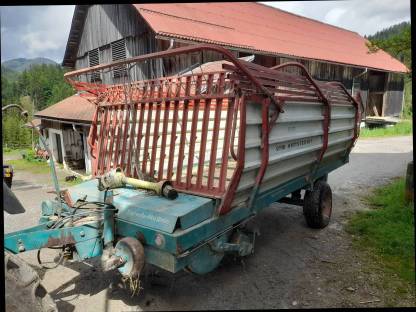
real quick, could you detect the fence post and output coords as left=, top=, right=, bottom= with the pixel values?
left=405, top=160, right=413, bottom=203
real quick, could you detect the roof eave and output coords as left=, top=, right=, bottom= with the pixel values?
left=62, top=5, right=89, bottom=68
left=34, top=115, right=92, bottom=125
left=155, top=34, right=408, bottom=74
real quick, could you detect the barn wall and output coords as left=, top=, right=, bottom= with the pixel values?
left=77, top=4, right=146, bottom=57
left=60, top=125, right=84, bottom=162
left=75, top=4, right=159, bottom=83
left=41, top=119, right=63, bottom=130
left=277, top=56, right=359, bottom=91
left=383, top=72, right=404, bottom=116
left=156, top=40, right=238, bottom=77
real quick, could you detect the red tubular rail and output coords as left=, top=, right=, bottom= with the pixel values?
left=158, top=79, right=172, bottom=181
left=186, top=75, right=203, bottom=188
left=218, top=95, right=247, bottom=215
left=196, top=74, right=214, bottom=188
left=176, top=76, right=191, bottom=185
left=64, top=44, right=281, bottom=111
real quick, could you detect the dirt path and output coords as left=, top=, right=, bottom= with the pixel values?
left=4, top=136, right=414, bottom=310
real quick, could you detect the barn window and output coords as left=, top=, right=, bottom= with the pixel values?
left=88, top=48, right=101, bottom=83
left=111, top=39, right=127, bottom=79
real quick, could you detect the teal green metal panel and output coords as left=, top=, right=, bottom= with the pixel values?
left=253, top=158, right=347, bottom=212
left=4, top=222, right=101, bottom=258
left=68, top=179, right=215, bottom=233
left=119, top=158, right=344, bottom=259
left=144, top=245, right=182, bottom=272
left=3, top=157, right=349, bottom=274
left=115, top=219, right=179, bottom=253
left=174, top=207, right=253, bottom=253
left=4, top=223, right=52, bottom=239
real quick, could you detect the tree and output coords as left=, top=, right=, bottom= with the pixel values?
left=366, top=23, right=411, bottom=77
left=2, top=63, right=76, bottom=148
left=366, top=22, right=412, bottom=118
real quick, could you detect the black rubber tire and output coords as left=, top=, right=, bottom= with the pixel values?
left=5, top=252, right=57, bottom=312
left=303, top=180, right=332, bottom=229
left=4, top=176, right=12, bottom=188
left=316, top=174, right=328, bottom=183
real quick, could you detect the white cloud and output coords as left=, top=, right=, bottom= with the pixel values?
left=324, top=8, right=347, bottom=25
left=1, top=5, right=75, bottom=63
left=21, top=32, right=60, bottom=56
left=261, top=0, right=410, bottom=36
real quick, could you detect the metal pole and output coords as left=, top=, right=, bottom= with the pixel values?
left=2, top=104, right=63, bottom=216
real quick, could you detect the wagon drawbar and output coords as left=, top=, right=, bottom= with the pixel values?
left=4, top=44, right=361, bottom=286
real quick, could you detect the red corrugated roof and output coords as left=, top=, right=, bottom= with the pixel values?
left=134, top=2, right=407, bottom=73
left=35, top=94, right=95, bottom=123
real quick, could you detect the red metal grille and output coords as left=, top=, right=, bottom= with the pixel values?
left=64, top=44, right=360, bottom=215
left=88, top=72, right=240, bottom=198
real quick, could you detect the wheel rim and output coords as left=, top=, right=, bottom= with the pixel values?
left=114, top=237, right=145, bottom=277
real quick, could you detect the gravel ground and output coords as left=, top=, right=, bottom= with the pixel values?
left=3, top=136, right=414, bottom=311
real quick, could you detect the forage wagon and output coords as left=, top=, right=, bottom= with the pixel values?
left=4, top=44, right=361, bottom=298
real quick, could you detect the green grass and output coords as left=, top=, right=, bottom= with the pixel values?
left=2, top=147, right=32, bottom=157
left=360, top=119, right=413, bottom=138
left=60, top=176, right=84, bottom=187
left=346, top=178, right=414, bottom=283
left=7, top=158, right=51, bottom=175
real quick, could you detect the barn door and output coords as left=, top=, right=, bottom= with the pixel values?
left=55, top=133, right=63, bottom=164
left=367, top=71, right=387, bottom=117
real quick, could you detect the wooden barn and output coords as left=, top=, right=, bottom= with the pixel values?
left=35, top=94, right=95, bottom=173
left=36, top=3, right=408, bottom=173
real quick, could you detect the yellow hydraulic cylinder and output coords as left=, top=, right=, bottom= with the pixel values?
left=98, top=167, right=178, bottom=199
left=123, top=176, right=164, bottom=193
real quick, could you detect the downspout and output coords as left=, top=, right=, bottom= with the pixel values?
left=72, top=123, right=80, bottom=134
left=168, top=38, right=174, bottom=50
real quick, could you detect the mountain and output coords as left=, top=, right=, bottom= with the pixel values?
left=1, top=57, right=58, bottom=72
left=1, top=65, right=19, bottom=81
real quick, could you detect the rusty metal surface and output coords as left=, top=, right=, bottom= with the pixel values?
left=44, top=234, right=76, bottom=248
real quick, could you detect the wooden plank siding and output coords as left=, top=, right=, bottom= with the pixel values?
left=72, top=4, right=404, bottom=118
left=383, top=72, right=405, bottom=116
left=76, top=4, right=146, bottom=57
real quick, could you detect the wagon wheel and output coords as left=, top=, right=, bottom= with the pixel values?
left=303, top=180, right=332, bottom=229
left=5, top=251, right=57, bottom=312
left=115, top=237, right=145, bottom=278
left=4, top=176, right=12, bottom=188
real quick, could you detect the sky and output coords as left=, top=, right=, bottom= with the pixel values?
left=0, top=1, right=411, bottom=63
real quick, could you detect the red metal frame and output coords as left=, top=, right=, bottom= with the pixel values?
left=65, top=44, right=359, bottom=215
left=246, top=95, right=271, bottom=209
left=218, top=95, right=246, bottom=215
